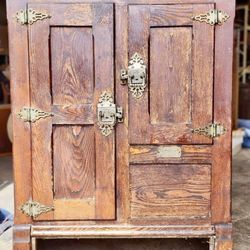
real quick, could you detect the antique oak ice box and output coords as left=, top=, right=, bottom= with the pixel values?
left=7, top=0, right=234, bottom=249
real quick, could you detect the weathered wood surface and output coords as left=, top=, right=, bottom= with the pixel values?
left=130, top=145, right=212, bottom=164
left=27, top=3, right=116, bottom=221
left=130, top=165, right=211, bottom=220
left=128, top=4, right=213, bottom=145
left=7, top=0, right=233, bottom=249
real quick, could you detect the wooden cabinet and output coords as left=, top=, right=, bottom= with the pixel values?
left=7, top=0, right=234, bottom=249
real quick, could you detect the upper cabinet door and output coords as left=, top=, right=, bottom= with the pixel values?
left=28, top=3, right=115, bottom=220
left=128, top=4, right=214, bottom=145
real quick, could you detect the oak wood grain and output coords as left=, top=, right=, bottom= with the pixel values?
left=53, top=126, right=95, bottom=199
left=51, top=27, right=93, bottom=105
left=7, top=0, right=32, bottom=224
left=8, top=0, right=233, bottom=247
left=212, top=0, right=235, bottom=225
left=52, top=104, right=93, bottom=124
left=130, top=145, right=212, bottom=164
left=93, top=3, right=115, bottom=220
left=31, top=224, right=215, bottom=238
left=128, top=4, right=213, bottom=145
left=29, top=10, right=54, bottom=220
left=150, top=27, right=192, bottom=124
left=130, top=164, right=211, bottom=220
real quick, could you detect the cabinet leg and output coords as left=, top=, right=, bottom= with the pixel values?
left=214, top=224, right=233, bottom=250
left=13, top=225, right=31, bottom=250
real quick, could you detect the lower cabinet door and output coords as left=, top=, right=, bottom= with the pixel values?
left=28, top=3, right=116, bottom=220
left=130, top=164, right=211, bottom=222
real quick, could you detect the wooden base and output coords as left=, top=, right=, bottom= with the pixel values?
left=215, top=224, right=233, bottom=250
left=13, top=224, right=233, bottom=250
left=13, top=225, right=31, bottom=250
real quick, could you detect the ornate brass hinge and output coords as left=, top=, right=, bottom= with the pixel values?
left=17, top=107, right=53, bottom=123
left=121, top=53, right=147, bottom=99
left=192, top=123, right=226, bottom=138
left=20, top=200, right=54, bottom=218
left=15, top=8, right=51, bottom=25
left=97, top=91, right=123, bottom=136
left=192, top=9, right=229, bottom=26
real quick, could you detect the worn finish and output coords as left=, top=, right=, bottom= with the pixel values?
left=27, top=3, right=116, bottom=221
left=7, top=0, right=234, bottom=249
left=130, top=164, right=211, bottom=221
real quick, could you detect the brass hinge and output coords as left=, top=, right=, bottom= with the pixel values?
left=17, top=107, right=53, bottom=123
left=192, top=9, right=230, bottom=26
left=15, top=8, right=51, bottom=25
left=20, top=200, right=54, bottom=218
left=192, top=123, right=226, bottom=138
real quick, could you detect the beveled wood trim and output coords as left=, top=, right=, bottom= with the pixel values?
left=130, top=145, right=212, bottom=164
left=13, top=225, right=31, bottom=250
left=31, top=225, right=215, bottom=238
left=211, top=0, right=235, bottom=224
left=116, top=4, right=130, bottom=223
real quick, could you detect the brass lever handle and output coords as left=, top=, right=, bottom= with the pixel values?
left=120, top=53, right=147, bottom=99
left=97, top=91, right=123, bottom=136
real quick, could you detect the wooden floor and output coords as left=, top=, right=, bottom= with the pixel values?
left=0, top=150, right=249, bottom=249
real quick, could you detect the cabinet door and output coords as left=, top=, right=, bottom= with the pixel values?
left=128, top=4, right=214, bottom=145
left=128, top=4, right=214, bottom=223
left=29, top=3, right=115, bottom=220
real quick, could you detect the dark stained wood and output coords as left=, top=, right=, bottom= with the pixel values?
left=150, top=27, right=192, bottom=124
left=7, top=0, right=32, bottom=225
left=27, top=3, right=116, bottom=221
left=212, top=0, right=235, bottom=227
left=128, top=4, right=213, bottom=145
left=93, top=3, right=115, bottom=220
left=7, top=0, right=234, bottom=249
left=191, top=4, right=214, bottom=144
left=115, top=3, right=130, bottom=223
left=150, top=5, right=193, bottom=26
left=130, top=165, right=211, bottom=220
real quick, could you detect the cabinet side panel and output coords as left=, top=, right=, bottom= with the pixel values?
left=7, top=1, right=32, bottom=224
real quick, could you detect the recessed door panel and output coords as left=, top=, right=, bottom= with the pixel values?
left=128, top=4, right=214, bottom=145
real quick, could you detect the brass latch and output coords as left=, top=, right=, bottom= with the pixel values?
left=121, top=53, right=147, bottom=99
left=97, top=91, right=123, bottom=136
left=192, top=9, right=229, bottom=26
left=20, top=200, right=54, bottom=218
left=15, top=8, right=51, bottom=25
left=192, top=123, right=226, bottom=138
left=17, top=107, right=53, bottom=123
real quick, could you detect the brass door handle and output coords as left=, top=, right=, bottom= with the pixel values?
left=97, top=91, right=123, bottom=136
left=120, top=53, right=147, bottom=99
